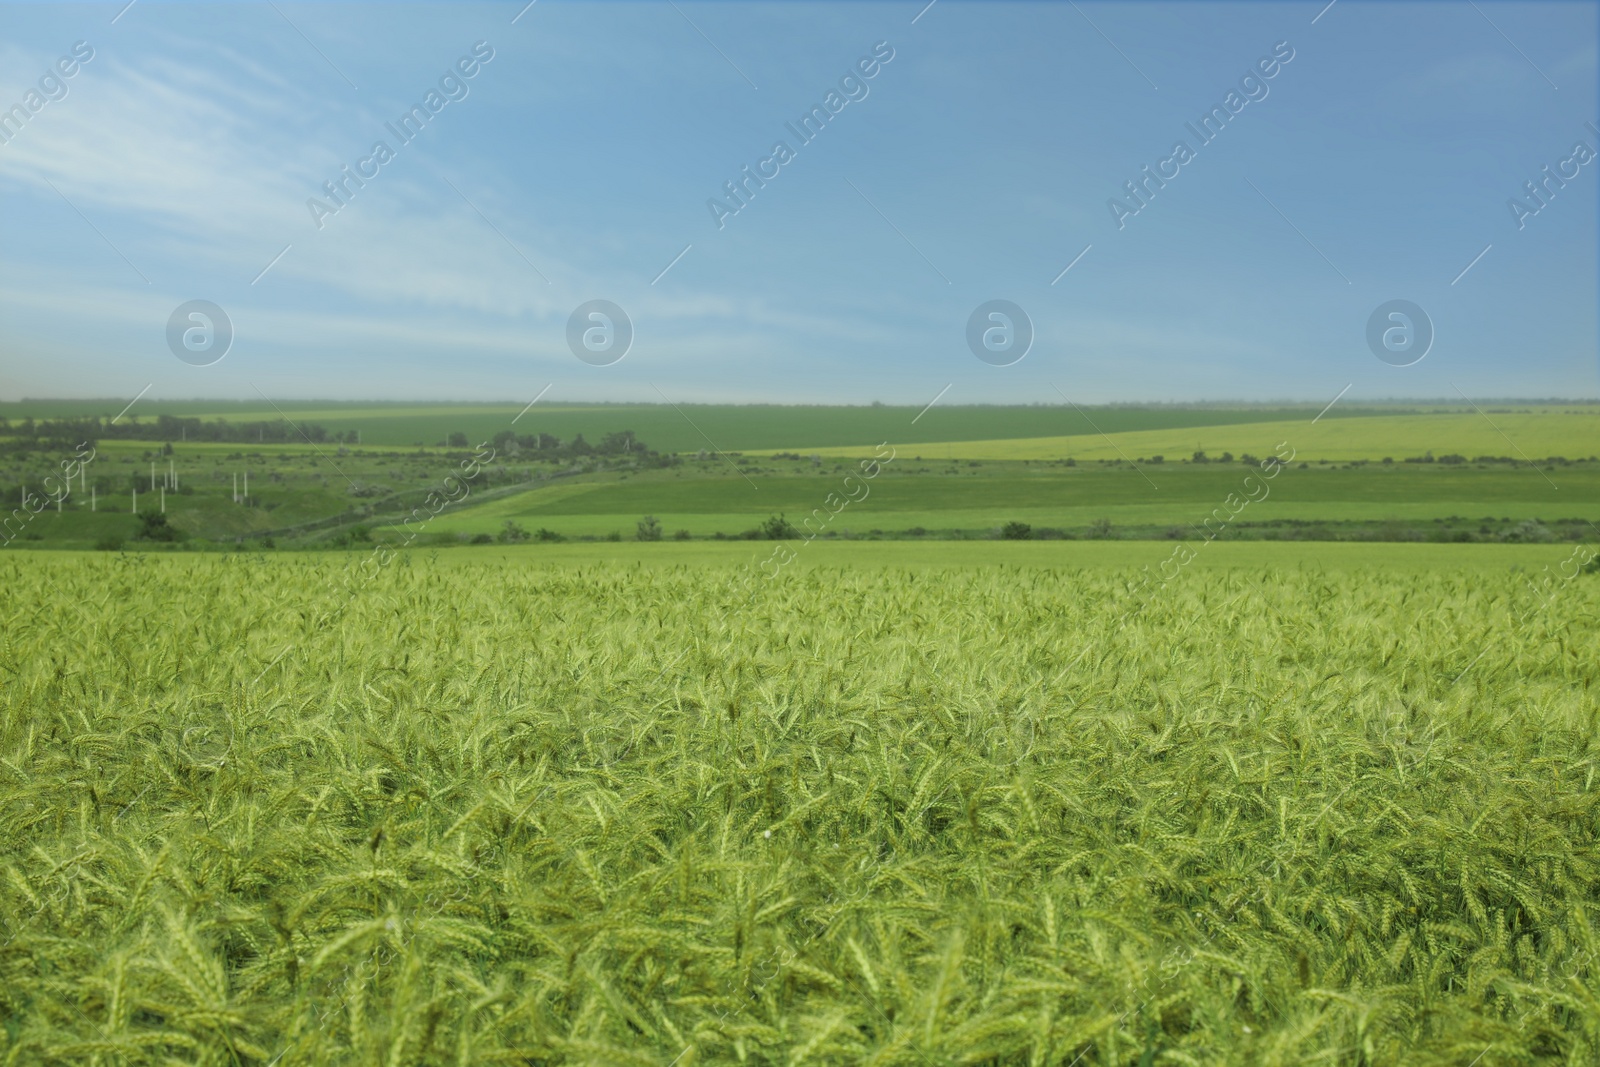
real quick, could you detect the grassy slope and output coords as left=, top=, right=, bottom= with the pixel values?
left=1, top=554, right=1595, bottom=1063
left=417, top=462, right=1599, bottom=539
left=7, top=453, right=1595, bottom=547
left=6, top=409, right=1598, bottom=547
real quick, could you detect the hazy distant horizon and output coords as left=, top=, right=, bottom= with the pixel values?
left=4, top=395, right=1598, bottom=413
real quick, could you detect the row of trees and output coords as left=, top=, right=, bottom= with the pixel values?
left=3, top=417, right=673, bottom=462
left=480, top=429, right=659, bottom=459
left=0, top=415, right=352, bottom=447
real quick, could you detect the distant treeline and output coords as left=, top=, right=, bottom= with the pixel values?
left=0, top=414, right=354, bottom=447
left=0, top=416, right=671, bottom=461
left=482, top=429, right=674, bottom=464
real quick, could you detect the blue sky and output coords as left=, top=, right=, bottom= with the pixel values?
left=0, top=0, right=1595, bottom=404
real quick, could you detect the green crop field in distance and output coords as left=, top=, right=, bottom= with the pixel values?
left=415, top=460, right=1600, bottom=542
left=6, top=416, right=1598, bottom=549
left=1, top=552, right=1596, bottom=1063
left=809, top=409, right=1600, bottom=463
left=2, top=399, right=1515, bottom=453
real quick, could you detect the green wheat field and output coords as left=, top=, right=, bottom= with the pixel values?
left=2, top=550, right=1597, bottom=1065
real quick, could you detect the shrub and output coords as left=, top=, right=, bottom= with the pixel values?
left=135, top=512, right=179, bottom=542
left=1000, top=521, right=1031, bottom=540
left=636, top=516, right=663, bottom=542
left=760, top=514, right=798, bottom=540
left=1503, top=520, right=1554, bottom=544
left=498, top=521, right=531, bottom=544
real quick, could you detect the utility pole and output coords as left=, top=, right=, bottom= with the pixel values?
left=132, top=488, right=137, bottom=514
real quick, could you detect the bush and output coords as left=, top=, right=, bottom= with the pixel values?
left=135, top=512, right=179, bottom=542
left=1502, top=520, right=1554, bottom=544
left=94, top=535, right=123, bottom=552
left=636, top=516, right=663, bottom=542
left=535, top=528, right=564, bottom=543
left=1000, top=521, right=1032, bottom=540
left=761, top=514, right=798, bottom=540
left=470, top=533, right=493, bottom=544
left=498, top=521, right=531, bottom=544
left=1087, top=518, right=1113, bottom=540
left=673, top=529, right=692, bottom=541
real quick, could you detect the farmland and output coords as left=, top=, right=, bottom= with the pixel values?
left=413, top=460, right=1600, bottom=545
left=0, top=399, right=1449, bottom=453
left=4, top=402, right=1597, bottom=1061
left=812, top=409, right=1600, bottom=464
left=1, top=401, right=1597, bottom=550
left=1, top=550, right=1597, bottom=1064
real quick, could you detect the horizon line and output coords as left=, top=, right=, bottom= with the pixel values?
left=5, top=396, right=1599, bottom=409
